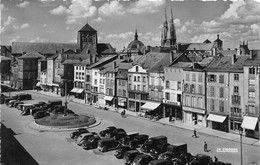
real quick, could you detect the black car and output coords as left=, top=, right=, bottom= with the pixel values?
left=132, top=154, right=155, bottom=165
left=16, top=93, right=32, bottom=101
left=14, top=101, right=24, bottom=108
left=70, top=128, right=89, bottom=139
left=121, top=132, right=139, bottom=145
left=33, top=111, right=49, bottom=119
left=4, top=97, right=16, bottom=105
left=158, top=151, right=179, bottom=161
left=190, top=154, right=211, bottom=165
left=99, top=126, right=117, bottom=137
left=82, top=136, right=101, bottom=150
left=106, top=128, right=126, bottom=138
left=123, top=150, right=141, bottom=165
left=97, top=138, right=121, bottom=152
left=114, top=146, right=136, bottom=159
left=127, top=134, right=149, bottom=148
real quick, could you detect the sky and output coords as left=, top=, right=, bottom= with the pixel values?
left=1, top=0, right=260, bottom=51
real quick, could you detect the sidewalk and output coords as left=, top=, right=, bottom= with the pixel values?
left=30, top=90, right=260, bottom=147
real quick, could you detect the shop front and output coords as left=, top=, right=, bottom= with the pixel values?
left=141, top=101, right=162, bottom=119
left=207, top=113, right=229, bottom=132
left=241, top=116, right=259, bottom=139
left=229, top=117, right=242, bottom=134
left=98, top=94, right=106, bottom=106
left=104, top=95, right=114, bottom=107
left=163, top=102, right=182, bottom=120
left=75, top=88, right=84, bottom=99
left=117, top=97, right=127, bottom=109
left=183, top=107, right=206, bottom=127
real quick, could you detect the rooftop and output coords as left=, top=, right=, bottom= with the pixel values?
left=18, top=52, right=44, bottom=59
left=78, top=23, right=97, bottom=32
left=186, top=43, right=215, bottom=51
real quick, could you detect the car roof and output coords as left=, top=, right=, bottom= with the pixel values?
left=81, top=133, right=94, bottom=136
left=22, top=104, right=34, bottom=106
left=125, top=150, right=139, bottom=154
left=127, top=132, right=139, bottom=135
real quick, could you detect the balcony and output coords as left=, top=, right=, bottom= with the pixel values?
left=149, top=85, right=155, bottom=90
left=156, top=85, right=164, bottom=91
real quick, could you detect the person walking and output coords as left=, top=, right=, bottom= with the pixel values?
left=204, top=141, right=208, bottom=152
left=192, top=128, right=197, bottom=138
left=214, top=156, right=218, bottom=162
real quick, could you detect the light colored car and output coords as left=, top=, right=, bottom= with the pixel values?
left=76, top=132, right=97, bottom=146
left=22, top=104, right=35, bottom=112
left=8, top=100, right=17, bottom=107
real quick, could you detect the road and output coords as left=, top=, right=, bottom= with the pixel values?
left=2, top=91, right=260, bottom=165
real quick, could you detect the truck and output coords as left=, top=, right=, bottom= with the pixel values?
left=140, top=136, right=168, bottom=153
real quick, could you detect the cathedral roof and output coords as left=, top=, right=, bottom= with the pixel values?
left=127, top=40, right=144, bottom=50
left=78, top=23, right=97, bottom=32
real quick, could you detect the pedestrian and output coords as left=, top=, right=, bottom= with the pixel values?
left=204, top=141, right=208, bottom=152
left=192, top=128, right=197, bottom=138
left=214, top=156, right=218, bottom=162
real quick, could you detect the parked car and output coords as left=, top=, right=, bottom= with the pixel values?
left=132, top=154, right=155, bottom=165
left=97, top=138, right=121, bottom=152
left=82, top=136, right=101, bottom=150
left=22, top=104, right=35, bottom=112
left=114, top=146, right=136, bottom=159
left=166, top=143, right=187, bottom=156
left=190, top=154, right=211, bottom=165
left=31, top=107, right=45, bottom=116
left=76, top=132, right=97, bottom=146
left=48, top=100, right=62, bottom=107
left=148, top=159, right=172, bottom=165
left=33, top=102, right=46, bottom=108
left=140, top=136, right=168, bottom=153
left=106, top=128, right=126, bottom=138
left=99, top=126, right=117, bottom=137
left=14, top=101, right=23, bottom=108
left=123, top=150, right=141, bottom=165
left=8, top=100, right=17, bottom=107
left=158, top=152, right=179, bottom=161
left=70, top=128, right=89, bottom=139
left=17, top=104, right=25, bottom=111
left=127, top=134, right=149, bottom=148
left=16, top=93, right=32, bottom=101
left=4, top=97, right=16, bottom=105
left=113, top=131, right=127, bottom=141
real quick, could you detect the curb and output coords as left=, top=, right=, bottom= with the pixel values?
left=28, top=118, right=101, bottom=132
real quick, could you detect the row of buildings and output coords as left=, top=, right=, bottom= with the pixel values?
left=2, top=8, right=260, bottom=139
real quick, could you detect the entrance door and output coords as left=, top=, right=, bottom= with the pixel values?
left=136, top=102, right=140, bottom=112
left=192, top=113, right=198, bottom=125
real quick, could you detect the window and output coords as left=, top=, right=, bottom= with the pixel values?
left=134, top=76, right=136, bottom=82
left=234, top=74, right=239, bottom=81
left=190, top=84, right=195, bottom=93
left=100, top=78, right=102, bottom=84
left=198, top=74, right=203, bottom=82
left=143, top=77, right=146, bottom=83
left=82, top=73, right=84, bottom=79
left=136, top=66, right=139, bottom=72
left=232, top=95, right=241, bottom=105
left=177, top=94, right=181, bottom=102
left=103, top=79, right=105, bottom=84
left=165, top=92, right=170, bottom=100
left=137, top=85, right=140, bottom=91
left=166, top=81, right=170, bottom=89
left=86, top=75, right=90, bottom=82
left=208, top=74, right=216, bottom=82
left=249, top=79, right=255, bottom=86
left=192, top=74, right=196, bottom=82
left=151, top=77, right=154, bottom=85
left=197, top=97, right=202, bottom=108
left=76, top=72, right=79, bottom=79
left=123, top=90, right=126, bottom=97
left=138, top=76, right=140, bottom=82
left=93, top=87, right=98, bottom=92
left=249, top=91, right=255, bottom=98
left=186, top=73, right=190, bottom=81
left=219, top=75, right=224, bottom=83
left=129, top=75, right=132, bottom=81
left=94, top=79, right=97, bottom=85
left=219, top=100, right=224, bottom=112
left=143, top=85, right=146, bottom=91
left=95, top=72, right=97, bottom=76
left=234, top=86, right=239, bottom=93
left=198, top=85, right=203, bottom=94
left=134, top=85, right=136, bottom=90
left=185, top=96, right=190, bottom=106
left=249, top=67, right=255, bottom=74
left=210, top=87, right=215, bottom=97
left=184, top=84, right=189, bottom=92
left=177, top=82, right=182, bottom=90
left=129, top=84, right=131, bottom=90
left=191, top=96, right=196, bottom=107
left=210, top=99, right=215, bottom=111
left=79, top=72, right=81, bottom=80
left=219, top=87, right=224, bottom=98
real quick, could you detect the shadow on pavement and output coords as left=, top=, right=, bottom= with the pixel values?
left=1, top=123, right=39, bottom=165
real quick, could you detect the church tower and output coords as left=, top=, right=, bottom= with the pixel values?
left=77, top=22, right=98, bottom=53
left=161, top=8, right=177, bottom=48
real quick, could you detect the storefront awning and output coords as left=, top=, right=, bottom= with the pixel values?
left=70, top=88, right=79, bottom=93
left=36, top=82, right=41, bottom=86
left=141, top=102, right=161, bottom=111
left=104, top=96, right=113, bottom=101
left=76, top=88, right=84, bottom=93
left=207, top=114, right=227, bottom=123
left=241, top=116, right=258, bottom=130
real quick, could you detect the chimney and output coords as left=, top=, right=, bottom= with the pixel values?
left=90, top=54, right=93, bottom=64
left=250, top=50, right=253, bottom=59
left=232, top=54, right=237, bottom=65
left=113, top=61, right=116, bottom=69
left=170, top=51, right=174, bottom=63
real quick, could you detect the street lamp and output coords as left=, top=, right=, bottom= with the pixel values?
left=239, top=126, right=243, bottom=165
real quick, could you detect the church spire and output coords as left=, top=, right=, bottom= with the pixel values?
left=135, top=28, right=138, bottom=40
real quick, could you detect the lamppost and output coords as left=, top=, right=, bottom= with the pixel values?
left=239, top=126, right=243, bottom=165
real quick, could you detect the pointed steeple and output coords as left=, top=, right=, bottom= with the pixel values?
left=135, top=28, right=138, bottom=40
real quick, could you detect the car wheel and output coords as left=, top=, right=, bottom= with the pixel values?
left=102, top=146, right=107, bottom=152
